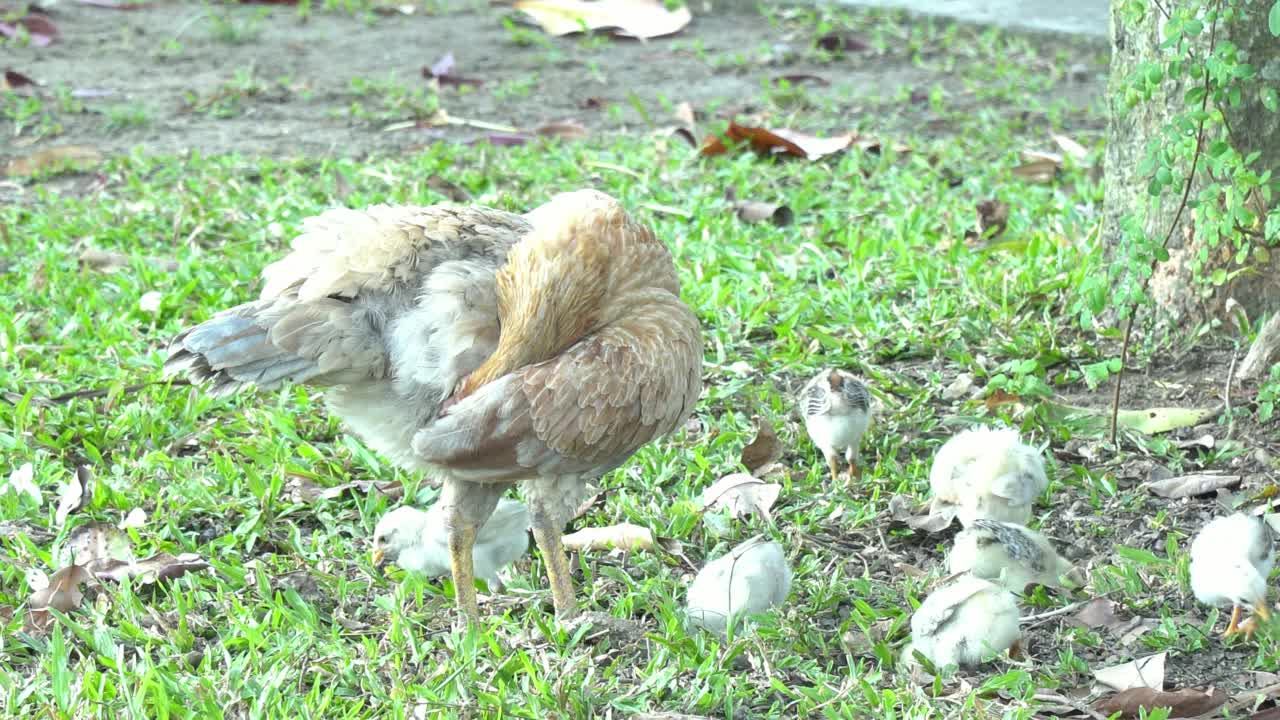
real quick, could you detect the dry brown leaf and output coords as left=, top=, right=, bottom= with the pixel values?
left=92, top=552, right=210, bottom=584
left=562, top=523, right=655, bottom=551
left=734, top=201, right=793, bottom=226
left=700, top=121, right=855, bottom=161
left=54, top=466, right=93, bottom=528
left=700, top=473, right=780, bottom=521
left=6, top=145, right=103, bottom=178
left=1011, top=157, right=1059, bottom=183
left=0, top=12, right=59, bottom=47
left=973, top=199, right=1009, bottom=240
left=78, top=248, right=179, bottom=273
left=27, top=565, right=90, bottom=632
left=739, top=417, right=783, bottom=472
left=283, top=476, right=402, bottom=503
left=535, top=119, right=588, bottom=140
left=65, top=522, right=134, bottom=567
left=1094, top=652, right=1166, bottom=692
left=887, top=494, right=957, bottom=532
left=427, top=175, right=471, bottom=202
left=2, top=69, right=36, bottom=94
left=815, top=31, right=869, bottom=53
left=984, top=388, right=1022, bottom=410
left=513, top=0, right=691, bottom=39
left=1092, top=687, right=1226, bottom=718
left=1146, top=473, right=1241, bottom=499
left=1070, top=597, right=1120, bottom=630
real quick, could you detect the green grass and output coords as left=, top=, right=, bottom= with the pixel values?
left=1, top=7, right=1274, bottom=720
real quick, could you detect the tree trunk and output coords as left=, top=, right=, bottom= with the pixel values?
left=1103, top=0, right=1280, bottom=327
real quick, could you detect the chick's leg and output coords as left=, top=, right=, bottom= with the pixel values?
left=824, top=450, right=840, bottom=485
left=1223, top=604, right=1243, bottom=637
left=845, top=448, right=862, bottom=482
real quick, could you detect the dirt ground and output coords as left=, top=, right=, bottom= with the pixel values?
left=4, top=1, right=1107, bottom=159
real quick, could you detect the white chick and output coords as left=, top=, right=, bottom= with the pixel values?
left=801, top=368, right=872, bottom=483
left=686, top=538, right=792, bottom=635
left=372, top=497, right=530, bottom=586
left=929, top=426, right=1048, bottom=527
left=1190, top=512, right=1274, bottom=638
left=905, top=575, right=1022, bottom=670
left=948, top=519, right=1072, bottom=591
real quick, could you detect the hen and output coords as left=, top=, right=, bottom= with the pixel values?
left=165, top=190, right=704, bottom=620
left=800, top=368, right=872, bottom=483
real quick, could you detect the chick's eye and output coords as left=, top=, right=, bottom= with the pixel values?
left=375, top=534, right=386, bottom=545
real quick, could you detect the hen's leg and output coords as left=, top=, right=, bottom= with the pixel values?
left=526, top=485, right=578, bottom=619
left=824, top=450, right=840, bottom=485
left=440, top=479, right=504, bottom=619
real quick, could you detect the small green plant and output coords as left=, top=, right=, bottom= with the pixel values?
left=104, top=104, right=151, bottom=132
left=1257, top=364, right=1280, bottom=422
left=206, top=6, right=269, bottom=45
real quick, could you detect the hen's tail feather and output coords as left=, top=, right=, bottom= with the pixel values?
left=164, top=299, right=363, bottom=396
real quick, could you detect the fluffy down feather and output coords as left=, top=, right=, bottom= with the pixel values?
left=1190, top=513, right=1274, bottom=616
left=905, top=575, right=1021, bottom=669
left=800, top=368, right=872, bottom=482
left=929, top=426, right=1048, bottom=527
left=373, top=498, right=529, bottom=583
left=686, top=538, right=792, bottom=634
left=948, top=519, right=1071, bottom=591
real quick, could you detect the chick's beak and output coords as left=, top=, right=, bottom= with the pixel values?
left=371, top=545, right=386, bottom=567
left=1255, top=599, right=1273, bottom=622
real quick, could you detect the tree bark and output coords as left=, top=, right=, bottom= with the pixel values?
left=1104, top=0, right=1280, bottom=327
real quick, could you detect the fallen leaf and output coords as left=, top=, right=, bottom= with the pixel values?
left=562, top=523, right=655, bottom=551
left=984, top=388, right=1021, bottom=410
left=973, top=199, right=1009, bottom=240
left=422, top=51, right=484, bottom=88
left=138, top=290, right=163, bottom=314
left=2, top=69, right=36, bottom=93
left=1146, top=473, right=1241, bottom=499
left=118, top=507, right=146, bottom=529
left=1041, top=402, right=1219, bottom=436
left=1094, top=652, right=1166, bottom=692
left=426, top=175, right=471, bottom=202
left=700, top=473, right=780, bottom=521
left=571, top=488, right=610, bottom=521
left=672, top=101, right=696, bottom=128
left=54, top=466, right=93, bottom=528
left=282, top=476, right=402, bottom=504
left=942, top=374, right=974, bottom=400
left=701, top=122, right=855, bottom=161
left=815, top=31, right=869, bottom=53
left=535, top=119, right=588, bottom=140
left=1174, top=433, right=1215, bottom=450
left=513, top=0, right=692, bottom=39
left=1051, top=133, right=1089, bottom=162
left=1011, top=151, right=1060, bottom=183
left=1115, top=617, right=1159, bottom=645
left=909, top=506, right=957, bottom=532
left=27, top=565, right=91, bottom=632
left=5, top=463, right=41, bottom=505
left=65, top=522, right=134, bottom=567
left=739, top=417, right=783, bottom=472
left=734, top=201, right=793, bottom=226
left=0, top=12, right=59, bottom=47
left=6, top=146, right=104, bottom=178
left=1092, top=687, right=1226, bottom=718
left=92, top=552, right=211, bottom=584
left=76, top=0, right=151, bottom=7
left=1070, top=597, right=1120, bottom=630
left=773, top=74, right=829, bottom=87
left=470, top=133, right=532, bottom=147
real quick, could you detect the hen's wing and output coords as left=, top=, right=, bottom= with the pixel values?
left=165, top=204, right=528, bottom=396
left=411, top=298, right=702, bottom=482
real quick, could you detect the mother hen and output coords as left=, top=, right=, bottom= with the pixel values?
left=164, top=190, right=703, bottom=619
